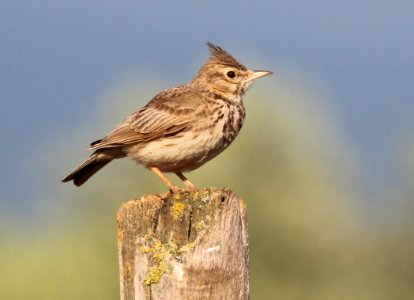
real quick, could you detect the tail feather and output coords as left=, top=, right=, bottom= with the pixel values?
left=62, top=154, right=111, bottom=186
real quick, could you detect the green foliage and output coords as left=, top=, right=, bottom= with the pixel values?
left=1, top=79, right=414, bottom=299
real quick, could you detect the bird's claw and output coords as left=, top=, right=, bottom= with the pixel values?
left=168, top=184, right=198, bottom=194
left=168, top=184, right=183, bottom=194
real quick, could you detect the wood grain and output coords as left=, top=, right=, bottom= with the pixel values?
left=117, top=188, right=249, bottom=300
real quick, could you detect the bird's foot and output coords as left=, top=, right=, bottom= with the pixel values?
left=168, top=184, right=198, bottom=194
left=168, top=184, right=184, bottom=194
left=186, top=185, right=199, bottom=192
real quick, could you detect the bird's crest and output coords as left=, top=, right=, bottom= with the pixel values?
left=207, top=42, right=247, bottom=70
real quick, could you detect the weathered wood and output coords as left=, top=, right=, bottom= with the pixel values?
left=117, top=188, right=249, bottom=300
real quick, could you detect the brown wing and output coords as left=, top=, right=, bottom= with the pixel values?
left=89, top=86, right=198, bottom=150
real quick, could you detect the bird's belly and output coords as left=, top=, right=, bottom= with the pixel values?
left=127, top=121, right=237, bottom=172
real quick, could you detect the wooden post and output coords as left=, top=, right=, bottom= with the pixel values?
left=117, top=188, right=249, bottom=300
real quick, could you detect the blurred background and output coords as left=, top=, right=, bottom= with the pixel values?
left=1, top=1, right=414, bottom=299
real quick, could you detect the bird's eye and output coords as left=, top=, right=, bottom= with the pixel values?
left=226, top=71, right=236, bottom=78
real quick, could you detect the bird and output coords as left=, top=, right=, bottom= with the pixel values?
left=62, top=42, right=272, bottom=192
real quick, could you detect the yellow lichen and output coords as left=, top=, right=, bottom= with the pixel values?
left=192, top=191, right=200, bottom=201
left=178, top=242, right=195, bottom=253
left=200, top=190, right=210, bottom=203
left=171, top=202, right=186, bottom=221
left=140, top=240, right=177, bottom=285
left=195, top=220, right=206, bottom=230
left=144, top=264, right=166, bottom=285
left=140, top=237, right=196, bottom=285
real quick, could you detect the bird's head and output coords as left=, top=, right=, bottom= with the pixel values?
left=193, top=42, right=272, bottom=98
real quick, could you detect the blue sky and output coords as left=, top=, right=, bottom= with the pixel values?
left=1, top=0, right=413, bottom=213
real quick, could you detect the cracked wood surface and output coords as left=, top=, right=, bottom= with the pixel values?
left=117, top=188, right=249, bottom=300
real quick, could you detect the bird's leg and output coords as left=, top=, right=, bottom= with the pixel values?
left=175, top=172, right=198, bottom=191
left=150, top=167, right=181, bottom=193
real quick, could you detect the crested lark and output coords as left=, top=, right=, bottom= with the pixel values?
left=62, top=42, right=272, bottom=192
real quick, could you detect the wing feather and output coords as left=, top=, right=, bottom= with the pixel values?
left=89, top=88, right=198, bottom=150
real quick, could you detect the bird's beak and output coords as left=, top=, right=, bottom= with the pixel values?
left=245, top=70, right=273, bottom=83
